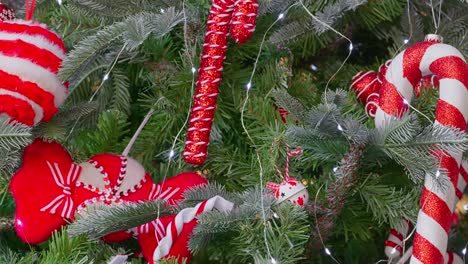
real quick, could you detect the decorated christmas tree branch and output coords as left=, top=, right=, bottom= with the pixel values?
left=68, top=199, right=171, bottom=239
left=307, top=143, right=364, bottom=253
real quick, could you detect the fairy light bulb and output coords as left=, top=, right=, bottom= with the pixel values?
left=435, top=170, right=441, bottom=178
left=103, top=73, right=110, bottom=81
left=310, top=64, right=318, bottom=71
left=246, top=82, right=252, bottom=91
left=349, top=43, right=354, bottom=51
left=325, top=248, right=332, bottom=255
left=191, top=67, right=196, bottom=73
left=278, top=13, right=284, bottom=20
left=337, top=124, right=343, bottom=131
left=270, top=257, right=278, bottom=264
left=403, top=99, right=409, bottom=105
left=160, top=8, right=165, bottom=13
left=403, top=39, right=409, bottom=44
left=462, top=247, right=466, bottom=255
left=169, top=149, right=175, bottom=159
left=57, top=0, right=63, bottom=4
left=333, top=167, right=338, bottom=173
left=273, top=212, right=279, bottom=218
left=390, top=248, right=397, bottom=254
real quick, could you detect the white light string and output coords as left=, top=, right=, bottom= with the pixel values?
left=66, top=43, right=128, bottom=141
left=152, top=0, right=199, bottom=245
left=239, top=4, right=298, bottom=260
left=313, top=184, right=341, bottom=264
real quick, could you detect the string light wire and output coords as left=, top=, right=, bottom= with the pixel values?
left=66, top=43, right=127, bottom=141
left=239, top=4, right=298, bottom=259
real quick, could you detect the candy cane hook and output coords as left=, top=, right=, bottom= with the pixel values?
left=374, top=35, right=468, bottom=264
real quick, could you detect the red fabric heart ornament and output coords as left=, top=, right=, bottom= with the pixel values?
left=10, top=139, right=208, bottom=245
left=10, top=138, right=79, bottom=244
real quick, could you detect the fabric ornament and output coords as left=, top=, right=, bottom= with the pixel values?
left=0, top=2, right=15, bottom=21
left=352, top=34, right=468, bottom=264
left=183, top=0, right=258, bottom=166
left=135, top=196, right=233, bottom=264
left=384, top=218, right=411, bottom=259
left=266, top=148, right=309, bottom=206
left=9, top=138, right=208, bottom=244
left=0, top=15, right=67, bottom=126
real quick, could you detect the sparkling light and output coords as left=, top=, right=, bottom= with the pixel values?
left=349, top=43, right=354, bottom=51
left=246, top=82, right=252, bottom=90
left=464, top=204, right=468, bottom=211
left=270, top=257, right=278, bottom=264
left=333, top=167, right=338, bottom=173
left=462, top=247, right=467, bottom=255
left=337, top=124, right=343, bottom=131
left=403, top=99, right=409, bottom=105
left=273, top=212, right=279, bottom=218
left=435, top=170, right=441, bottom=178
left=390, top=248, right=397, bottom=254
left=310, top=64, right=318, bottom=71
left=278, top=13, right=285, bottom=20
left=169, top=149, right=175, bottom=158
left=191, top=67, right=196, bottom=73
left=325, top=248, right=332, bottom=255
left=57, top=0, right=63, bottom=4
left=403, top=39, right=409, bottom=44
left=160, top=8, right=165, bottom=13
left=103, top=73, right=110, bottom=81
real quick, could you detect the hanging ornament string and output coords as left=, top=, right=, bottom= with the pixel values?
left=24, top=0, right=36, bottom=21
left=272, top=147, right=303, bottom=180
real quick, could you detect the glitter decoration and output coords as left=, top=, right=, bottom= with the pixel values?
left=373, top=37, right=468, bottom=263
left=350, top=35, right=468, bottom=263
left=0, top=2, right=15, bottom=21
left=183, top=0, right=258, bottom=166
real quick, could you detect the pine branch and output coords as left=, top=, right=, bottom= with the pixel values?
left=68, top=200, right=171, bottom=239
left=0, top=120, right=32, bottom=151
left=307, top=143, right=364, bottom=253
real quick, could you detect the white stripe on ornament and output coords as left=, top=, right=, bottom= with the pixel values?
left=438, top=79, right=468, bottom=121
left=0, top=32, right=65, bottom=59
left=410, top=255, right=424, bottom=264
left=385, top=53, right=414, bottom=101
left=0, top=88, right=43, bottom=124
left=0, top=55, right=66, bottom=106
left=416, top=210, right=448, bottom=256
left=420, top=44, right=466, bottom=75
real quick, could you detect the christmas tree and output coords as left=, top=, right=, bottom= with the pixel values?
left=0, top=0, right=467, bottom=263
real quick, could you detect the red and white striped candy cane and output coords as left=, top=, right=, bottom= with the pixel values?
left=152, top=196, right=234, bottom=262
left=384, top=218, right=411, bottom=259
left=374, top=35, right=468, bottom=264
left=183, top=0, right=258, bottom=166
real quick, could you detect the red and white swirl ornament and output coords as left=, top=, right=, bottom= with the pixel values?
left=384, top=218, right=411, bottom=259
left=183, top=0, right=258, bottom=166
left=0, top=0, right=66, bottom=126
left=373, top=35, right=468, bottom=264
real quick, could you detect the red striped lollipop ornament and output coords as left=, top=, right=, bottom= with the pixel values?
left=373, top=34, right=468, bottom=264
left=183, top=0, right=258, bottom=166
left=0, top=0, right=67, bottom=126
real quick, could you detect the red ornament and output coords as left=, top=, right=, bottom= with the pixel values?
left=0, top=3, right=15, bottom=21
left=183, top=0, right=258, bottom=166
left=10, top=139, right=208, bottom=244
left=0, top=20, right=67, bottom=126
left=352, top=35, right=468, bottom=263
left=266, top=148, right=309, bottom=206
left=384, top=219, right=411, bottom=258
left=137, top=196, right=233, bottom=264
